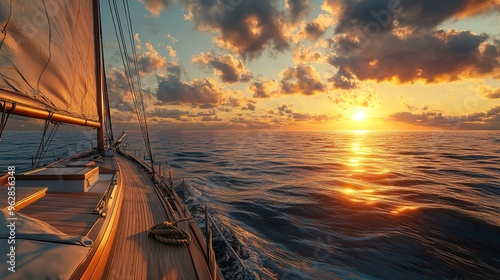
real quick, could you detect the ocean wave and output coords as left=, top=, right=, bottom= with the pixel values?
left=2, top=130, right=500, bottom=279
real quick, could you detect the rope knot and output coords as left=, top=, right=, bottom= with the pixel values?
left=148, top=221, right=191, bottom=245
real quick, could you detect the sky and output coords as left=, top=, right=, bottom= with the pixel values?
left=96, top=0, right=500, bottom=131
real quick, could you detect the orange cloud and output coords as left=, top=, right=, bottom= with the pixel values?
left=192, top=52, right=252, bottom=83
left=329, top=30, right=500, bottom=88
left=139, top=0, right=169, bottom=16
left=280, top=64, right=326, bottom=95
left=480, top=86, right=500, bottom=99
left=249, top=79, right=280, bottom=99
left=137, top=42, right=167, bottom=74
left=293, top=46, right=325, bottom=64
left=156, top=76, right=225, bottom=108
left=388, top=106, right=500, bottom=129
left=180, top=0, right=289, bottom=59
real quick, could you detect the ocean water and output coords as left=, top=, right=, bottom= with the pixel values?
left=1, top=130, right=500, bottom=279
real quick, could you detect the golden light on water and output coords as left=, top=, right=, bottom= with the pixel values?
left=341, top=188, right=381, bottom=204
left=339, top=132, right=421, bottom=215
left=391, top=206, right=420, bottom=215
left=341, top=187, right=421, bottom=214
left=347, top=158, right=361, bottom=166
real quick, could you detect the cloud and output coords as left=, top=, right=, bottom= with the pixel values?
left=388, top=106, right=500, bottom=129
left=329, top=30, right=500, bottom=88
left=167, top=45, right=178, bottom=60
left=328, top=89, right=378, bottom=109
left=293, top=46, right=324, bottom=64
left=222, top=96, right=244, bottom=108
left=106, top=68, right=135, bottom=112
left=134, top=33, right=141, bottom=45
left=192, top=52, right=252, bottom=83
left=150, top=108, right=190, bottom=120
left=402, top=103, right=430, bottom=111
left=327, top=0, right=500, bottom=34
left=277, top=104, right=294, bottom=115
left=249, top=79, right=279, bottom=98
left=137, top=42, right=167, bottom=74
left=297, top=14, right=333, bottom=41
left=156, top=75, right=225, bottom=108
left=149, top=108, right=224, bottom=123
left=286, top=0, right=313, bottom=23
left=166, top=33, right=178, bottom=44
left=180, top=0, right=289, bottom=59
left=280, top=64, right=326, bottom=95
left=324, top=0, right=500, bottom=88
left=481, top=86, right=500, bottom=99
left=201, top=115, right=223, bottom=122
left=241, top=100, right=257, bottom=111
left=270, top=104, right=340, bottom=123
left=139, top=0, right=169, bottom=16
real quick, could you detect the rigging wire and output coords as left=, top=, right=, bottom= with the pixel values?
left=108, top=0, right=154, bottom=167
left=123, top=0, right=153, bottom=161
left=109, top=0, right=149, bottom=159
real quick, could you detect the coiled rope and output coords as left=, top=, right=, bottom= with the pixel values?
left=148, top=220, right=192, bottom=245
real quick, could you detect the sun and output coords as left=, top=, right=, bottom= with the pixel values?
left=352, top=110, right=367, bottom=121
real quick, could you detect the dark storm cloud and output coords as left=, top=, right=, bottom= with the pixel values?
left=388, top=106, right=500, bottom=129
left=329, top=30, right=500, bottom=88
left=156, top=75, right=224, bottom=108
left=180, top=0, right=289, bottom=58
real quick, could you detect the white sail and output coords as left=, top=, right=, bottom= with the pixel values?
left=0, top=0, right=98, bottom=121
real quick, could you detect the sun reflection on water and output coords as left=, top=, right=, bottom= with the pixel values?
left=391, top=206, right=420, bottom=215
left=341, top=188, right=382, bottom=204
left=341, top=132, right=421, bottom=214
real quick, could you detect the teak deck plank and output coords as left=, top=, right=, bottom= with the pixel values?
left=0, top=187, right=47, bottom=210
left=18, top=192, right=102, bottom=236
left=105, top=156, right=199, bottom=280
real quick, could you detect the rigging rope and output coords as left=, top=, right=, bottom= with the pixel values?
left=148, top=220, right=192, bottom=245
left=32, top=114, right=60, bottom=169
left=0, top=100, right=14, bottom=141
left=108, top=0, right=154, bottom=167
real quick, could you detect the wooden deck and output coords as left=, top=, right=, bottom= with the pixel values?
left=0, top=186, right=47, bottom=210
left=19, top=192, right=102, bottom=236
left=105, top=155, right=209, bottom=280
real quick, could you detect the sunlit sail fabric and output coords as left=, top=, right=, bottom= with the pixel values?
left=0, top=0, right=98, bottom=121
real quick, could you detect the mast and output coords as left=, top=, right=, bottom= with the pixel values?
left=93, top=0, right=106, bottom=153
